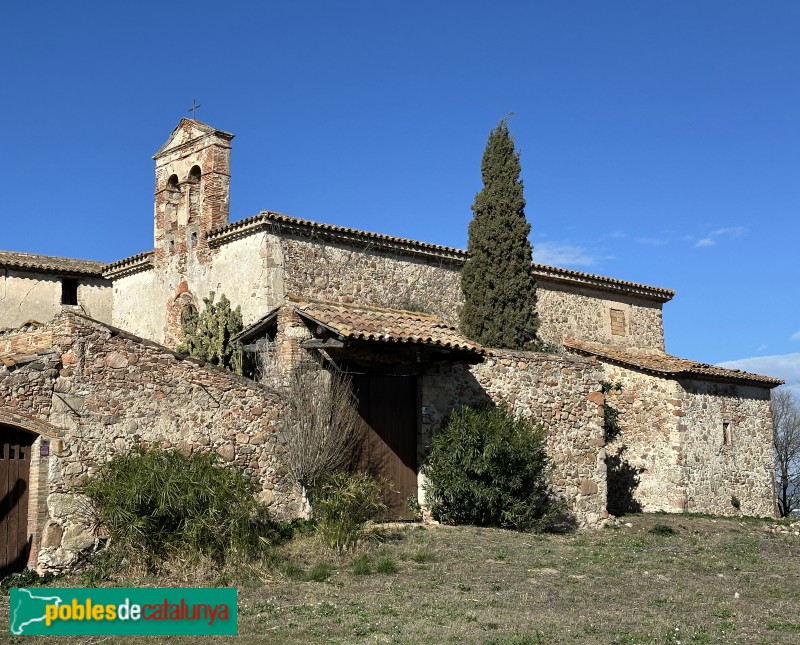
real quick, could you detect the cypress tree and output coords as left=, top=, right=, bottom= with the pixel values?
left=460, top=120, right=540, bottom=350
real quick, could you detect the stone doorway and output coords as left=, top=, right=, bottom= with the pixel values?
left=1, top=426, right=35, bottom=577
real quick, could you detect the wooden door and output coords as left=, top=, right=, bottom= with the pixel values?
left=1, top=426, right=34, bottom=577
left=353, top=375, right=418, bottom=520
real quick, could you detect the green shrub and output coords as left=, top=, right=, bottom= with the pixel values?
left=422, top=406, right=562, bottom=531
left=310, top=471, right=385, bottom=553
left=83, top=446, right=276, bottom=569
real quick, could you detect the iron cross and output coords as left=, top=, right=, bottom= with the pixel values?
left=188, top=99, right=201, bottom=119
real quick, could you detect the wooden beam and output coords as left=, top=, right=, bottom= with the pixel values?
left=301, top=338, right=348, bottom=349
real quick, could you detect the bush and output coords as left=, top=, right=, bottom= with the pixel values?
left=422, top=406, right=560, bottom=531
left=83, top=446, right=277, bottom=569
left=310, top=471, right=385, bottom=553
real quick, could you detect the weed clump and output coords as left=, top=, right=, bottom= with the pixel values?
left=649, top=524, right=678, bottom=536
left=83, top=446, right=278, bottom=571
left=311, top=471, right=385, bottom=553
left=375, top=555, right=398, bottom=574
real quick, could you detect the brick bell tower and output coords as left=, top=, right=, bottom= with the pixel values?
left=152, top=119, right=234, bottom=346
left=152, top=118, right=234, bottom=264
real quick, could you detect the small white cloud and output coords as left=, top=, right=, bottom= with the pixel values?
left=636, top=236, right=670, bottom=246
left=533, top=241, right=601, bottom=268
left=791, top=331, right=800, bottom=342
left=756, top=344, right=768, bottom=353
left=718, top=353, right=800, bottom=398
left=709, top=226, right=746, bottom=237
left=692, top=226, right=746, bottom=248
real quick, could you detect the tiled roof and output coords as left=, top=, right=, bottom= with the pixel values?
left=207, top=211, right=468, bottom=262
left=0, top=250, right=105, bottom=277
left=532, top=264, right=674, bottom=302
left=294, top=299, right=485, bottom=355
left=230, top=307, right=280, bottom=345
left=102, top=251, right=154, bottom=279
left=564, top=338, right=784, bottom=387
left=205, top=211, right=674, bottom=299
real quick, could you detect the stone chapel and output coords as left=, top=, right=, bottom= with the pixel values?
left=0, top=119, right=782, bottom=573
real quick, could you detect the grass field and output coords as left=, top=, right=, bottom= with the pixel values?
left=3, top=513, right=800, bottom=644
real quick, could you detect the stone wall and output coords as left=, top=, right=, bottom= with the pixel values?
left=597, top=361, right=776, bottom=518
left=280, top=234, right=463, bottom=325
left=678, top=379, right=775, bottom=517
left=421, top=350, right=608, bottom=526
left=0, top=270, right=112, bottom=329
left=0, top=312, right=299, bottom=571
left=600, top=364, right=685, bottom=514
left=108, top=221, right=671, bottom=357
left=536, top=280, right=665, bottom=351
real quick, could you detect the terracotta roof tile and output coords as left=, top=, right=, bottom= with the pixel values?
left=102, top=250, right=154, bottom=278
left=0, top=250, right=105, bottom=277
left=294, top=300, right=485, bottom=355
left=564, top=338, right=784, bottom=387
left=532, top=264, right=674, bottom=302
left=205, top=211, right=674, bottom=299
left=207, top=211, right=467, bottom=261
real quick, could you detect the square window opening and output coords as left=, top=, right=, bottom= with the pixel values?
left=61, top=278, right=78, bottom=306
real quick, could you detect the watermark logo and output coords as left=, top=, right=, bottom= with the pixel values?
left=9, top=588, right=237, bottom=636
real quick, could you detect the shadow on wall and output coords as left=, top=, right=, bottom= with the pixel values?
left=605, top=446, right=644, bottom=516
left=1, top=479, right=32, bottom=578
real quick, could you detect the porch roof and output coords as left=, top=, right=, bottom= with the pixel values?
left=564, top=338, right=784, bottom=387
left=294, top=300, right=485, bottom=357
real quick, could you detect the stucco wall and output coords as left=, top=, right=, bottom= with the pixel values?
left=112, top=233, right=283, bottom=346
left=0, top=312, right=299, bottom=571
left=536, top=280, right=665, bottom=351
left=678, top=379, right=775, bottom=518
left=111, top=269, right=163, bottom=342
left=0, top=271, right=112, bottom=329
left=420, top=351, right=607, bottom=527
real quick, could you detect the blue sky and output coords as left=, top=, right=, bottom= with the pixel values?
left=1, top=2, right=798, bottom=392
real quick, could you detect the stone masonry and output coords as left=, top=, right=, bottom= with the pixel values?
left=0, top=312, right=299, bottom=571
left=421, top=351, right=608, bottom=527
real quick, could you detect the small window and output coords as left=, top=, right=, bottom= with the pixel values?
left=723, top=421, right=732, bottom=446
left=610, top=309, right=625, bottom=336
left=188, top=165, right=201, bottom=182
left=61, top=278, right=78, bottom=306
left=167, top=174, right=180, bottom=190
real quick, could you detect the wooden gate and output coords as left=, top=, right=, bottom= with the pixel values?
left=1, top=426, right=34, bottom=577
left=352, top=375, right=418, bottom=520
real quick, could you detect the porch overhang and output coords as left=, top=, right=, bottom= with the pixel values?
left=294, top=300, right=486, bottom=366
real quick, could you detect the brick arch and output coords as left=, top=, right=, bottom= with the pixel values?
left=166, top=287, right=199, bottom=349
left=0, top=410, right=63, bottom=439
left=0, top=411, right=62, bottom=574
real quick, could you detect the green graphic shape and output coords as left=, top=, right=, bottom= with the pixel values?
left=9, top=587, right=237, bottom=636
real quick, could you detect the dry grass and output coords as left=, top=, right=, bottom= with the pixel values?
left=3, top=513, right=800, bottom=644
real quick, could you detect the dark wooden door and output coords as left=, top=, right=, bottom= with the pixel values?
left=1, top=426, right=34, bottom=577
left=352, top=375, right=418, bottom=520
